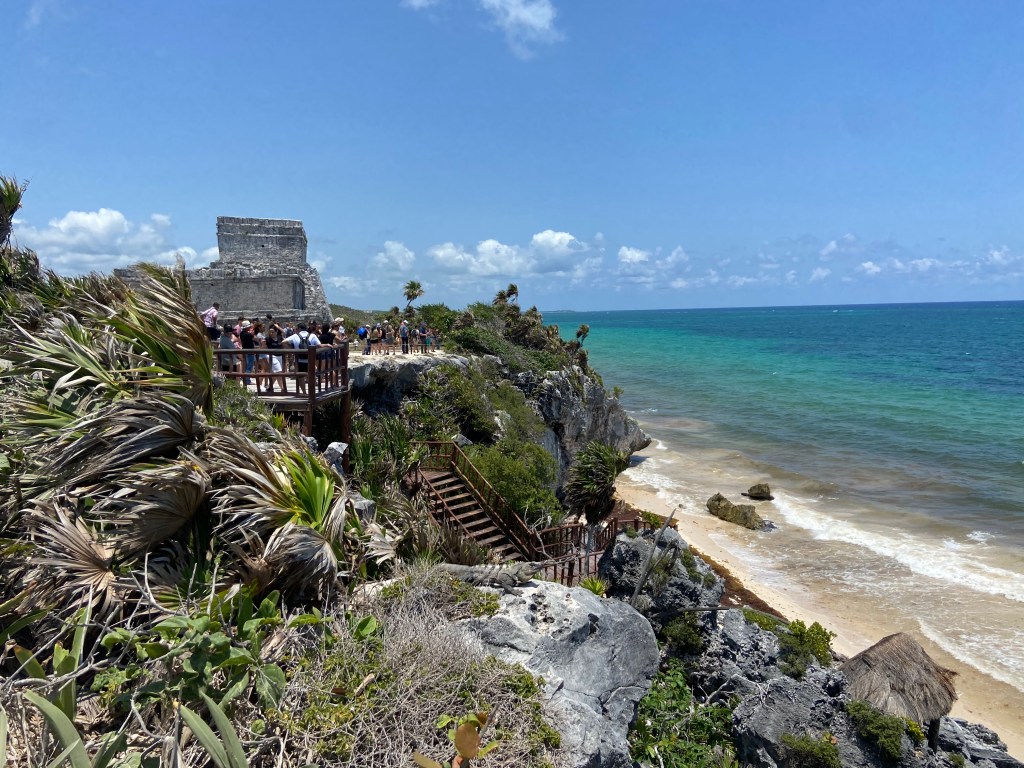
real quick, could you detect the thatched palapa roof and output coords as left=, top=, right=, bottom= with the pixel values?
left=841, top=633, right=957, bottom=722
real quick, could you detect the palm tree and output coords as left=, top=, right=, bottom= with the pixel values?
left=576, top=323, right=590, bottom=345
left=402, top=280, right=424, bottom=309
left=505, top=283, right=519, bottom=304
left=0, top=175, right=28, bottom=247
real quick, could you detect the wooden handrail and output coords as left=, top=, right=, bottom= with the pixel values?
left=414, top=441, right=536, bottom=559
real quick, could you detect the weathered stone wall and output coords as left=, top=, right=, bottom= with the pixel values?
left=215, top=217, right=307, bottom=267
left=184, top=217, right=331, bottom=324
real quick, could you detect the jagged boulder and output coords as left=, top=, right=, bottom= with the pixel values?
left=456, top=580, right=659, bottom=768
left=732, top=668, right=902, bottom=768
left=347, top=352, right=470, bottom=412
left=688, top=608, right=784, bottom=701
left=597, top=528, right=724, bottom=630
left=938, top=719, right=1024, bottom=768
left=513, top=367, right=650, bottom=488
left=707, top=492, right=766, bottom=530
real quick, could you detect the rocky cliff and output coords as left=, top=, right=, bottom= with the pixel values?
left=347, top=354, right=650, bottom=487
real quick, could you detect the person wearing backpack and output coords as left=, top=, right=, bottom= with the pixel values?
left=284, top=323, right=320, bottom=394
left=399, top=320, right=410, bottom=354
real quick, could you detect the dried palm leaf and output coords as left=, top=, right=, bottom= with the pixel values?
left=26, top=503, right=129, bottom=621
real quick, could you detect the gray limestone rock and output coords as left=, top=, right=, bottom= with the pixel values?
left=456, top=580, right=660, bottom=768
left=323, top=441, right=348, bottom=475
left=597, top=528, right=724, bottom=632
left=512, top=367, right=650, bottom=489
left=706, top=492, right=766, bottom=530
left=689, top=608, right=784, bottom=701
left=347, top=353, right=470, bottom=412
left=743, top=483, right=775, bottom=501
left=938, top=719, right=1024, bottom=768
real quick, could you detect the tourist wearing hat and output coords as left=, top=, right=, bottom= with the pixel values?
left=399, top=319, right=410, bottom=354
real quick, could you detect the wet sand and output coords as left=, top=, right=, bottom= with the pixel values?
left=616, top=483, right=1024, bottom=760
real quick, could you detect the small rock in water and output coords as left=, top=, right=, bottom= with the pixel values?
left=741, top=483, right=775, bottom=501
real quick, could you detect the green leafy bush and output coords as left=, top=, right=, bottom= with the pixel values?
left=211, top=380, right=282, bottom=441
left=467, top=440, right=563, bottom=527
left=778, top=620, right=836, bottom=679
left=401, top=364, right=497, bottom=443
left=662, top=614, right=705, bottom=655
left=565, top=442, right=628, bottom=523
left=845, top=700, right=910, bottom=763
left=780, top=733, right=841, bottom=768
left=742, top=608, right=784, bottom=633
left=629, top=657, right=734, bottom=768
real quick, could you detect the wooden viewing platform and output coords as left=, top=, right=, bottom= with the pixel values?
left=213, top=343, right=351, bottom=440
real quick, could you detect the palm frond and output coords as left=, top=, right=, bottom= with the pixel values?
left=87, top=456, right=210, bottom=557
left=26, top=503, right=128, bottom=620
left=39, top=393, right=205, bottom=492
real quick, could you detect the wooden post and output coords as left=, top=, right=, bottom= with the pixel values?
left=303, top=347, right=315, bottom=436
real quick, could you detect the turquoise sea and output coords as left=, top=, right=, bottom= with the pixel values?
left=546, top=302, right=1024, bottom=697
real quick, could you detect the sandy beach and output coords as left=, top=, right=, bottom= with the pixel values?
left=616, top=483, right=1024, bottom=760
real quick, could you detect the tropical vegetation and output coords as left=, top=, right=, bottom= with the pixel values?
left=0, top=177, right=638, bottom=766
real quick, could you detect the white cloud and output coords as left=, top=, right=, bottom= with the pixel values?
left=16, top=208, right=207, bottom=273
left=819, top=240, right=838, bottom=258
left=860, top=261, right=882, bottom=275
left=328, top=275, right=365, bottom=292
left=428, top=239, right=533, bottom=276
left=373, top=240, right=416, bottom=270
left=727, top=275, right=759, bottom=287
left=909, top=258, right=940, bottom=272
left=617, top=246, right=650, bottom=265
left=809, top=267, right=831, bottom=282
left=479, top=0, right=562, bottom=57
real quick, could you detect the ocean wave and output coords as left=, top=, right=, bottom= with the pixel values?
left=968, top=530, right=995, bottom=544
left=918, top=620, right=1024, bottom=692
left=771, top=493, right=1024, bottom=604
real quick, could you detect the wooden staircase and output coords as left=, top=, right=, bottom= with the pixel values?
left=420, top=468, right=522, bottom=561
left=412, top=441, right=660, bottom=584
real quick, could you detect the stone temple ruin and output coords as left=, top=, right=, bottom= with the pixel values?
left=187, top=217, right=331, bottom=323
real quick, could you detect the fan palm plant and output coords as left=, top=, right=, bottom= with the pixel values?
left=566, top=441, right=629, bottom=524
left=210, top=431, right=372, bottom=597
left=0, top=175, right=27, bottom=247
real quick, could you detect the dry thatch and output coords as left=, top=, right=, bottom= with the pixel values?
left=841, top=633, right=957, bottom=722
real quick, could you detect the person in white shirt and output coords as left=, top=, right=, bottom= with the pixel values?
left=283, top=323, right=320, bottom=393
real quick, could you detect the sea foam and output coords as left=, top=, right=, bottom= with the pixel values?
left=771, top=493, right=1024, bottom=604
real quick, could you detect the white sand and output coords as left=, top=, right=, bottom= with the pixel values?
left=616, top=484, right=1024, bottom=760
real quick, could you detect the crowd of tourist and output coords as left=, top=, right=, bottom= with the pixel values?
left=200, top=303, right=443, bottom=395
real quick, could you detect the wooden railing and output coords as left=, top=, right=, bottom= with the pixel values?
left=213, top=343, right=350, bottom=436
left=416, top=441, right=536, bottom=559
left=413, top=440, right=663, bottom=584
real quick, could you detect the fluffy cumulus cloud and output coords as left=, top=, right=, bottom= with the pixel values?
left=403, top=0, right=563, bottom=58
left=427, top=229, right=588, bottom=279
left=809, top=267, right=831, bottom=282
left=15, top=209, right=207, bottom=274
left=373, top=240, right=416, bottom=270
left=617, top=246, right=650, bottom=265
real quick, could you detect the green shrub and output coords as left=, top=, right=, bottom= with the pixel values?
left=742, top=608, right=784, bottom=633
left=487, top=380, right=546, bottom=442
left=950, top=753, right=966, bottom=768
left=579, top=576, right=607, bottom=597
left=780, top=733, right=841, bottom=768
left=778, top=620, right=835, bottom=679
left=401, top=364, right=496, bottom=443
left=467, top=440, right=563, bottom=527
left=662, top=614, right=704, bottom=655
left=565, top=441, right=629, bottom=523
left=845, top=700, right=910, bottom=763
left=211, top=380, right=282, bottom=441
left=629, top=657, right=734, bottom=768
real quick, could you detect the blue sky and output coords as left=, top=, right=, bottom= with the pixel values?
left=6, top=1, right=1024, bottom=311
